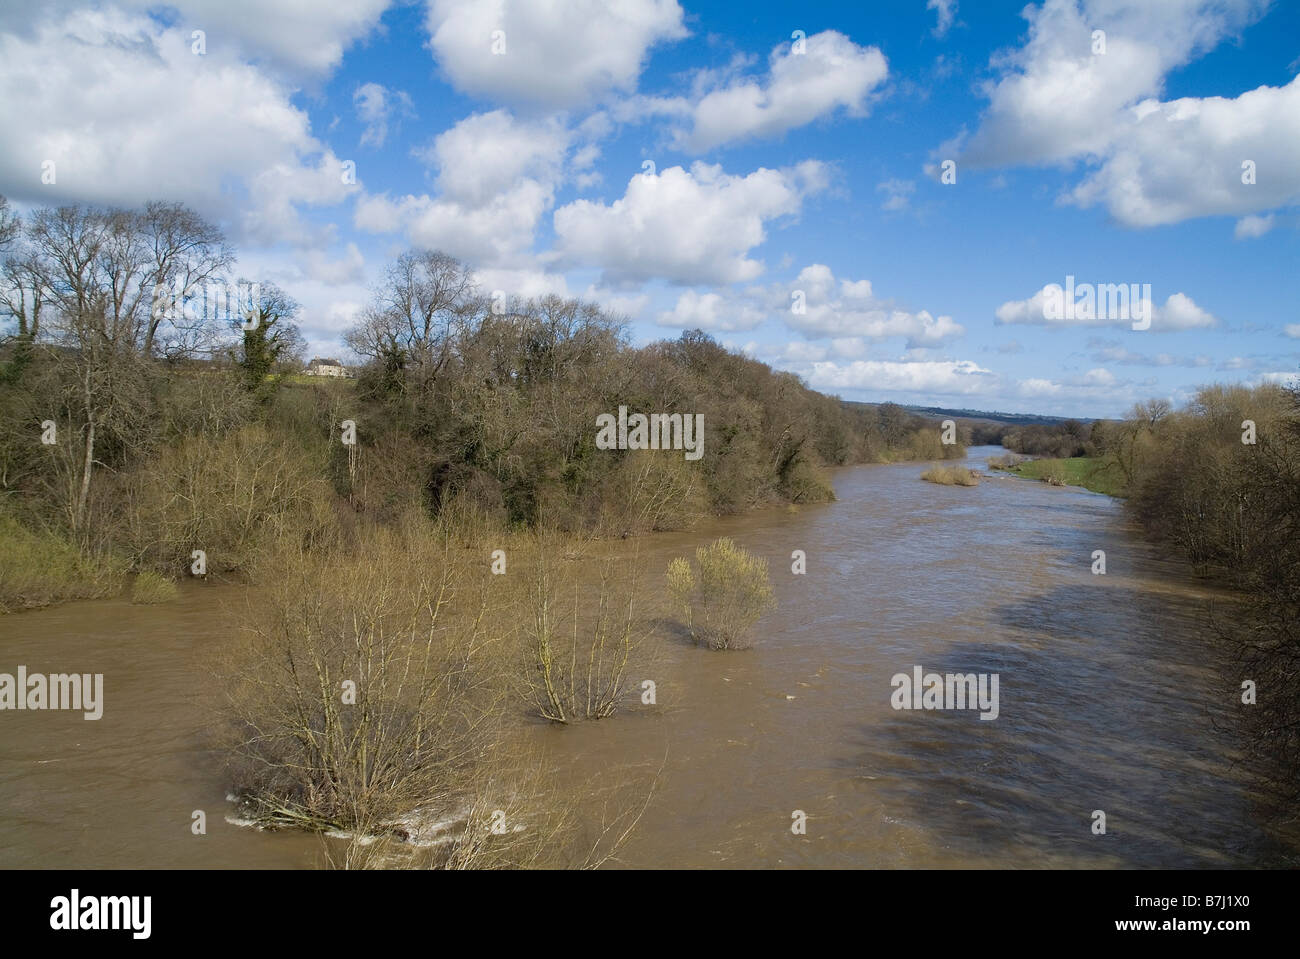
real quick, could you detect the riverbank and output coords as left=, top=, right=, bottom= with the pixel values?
left=1002, top=456, right=1126, bottom=497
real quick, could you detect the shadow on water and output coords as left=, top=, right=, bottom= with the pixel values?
left=844, top=582, right=1289, bottom=868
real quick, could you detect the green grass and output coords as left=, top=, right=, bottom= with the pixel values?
left=1008, top=456, right=1126, bottom=497
left=278, top=373, right=356, bottom=387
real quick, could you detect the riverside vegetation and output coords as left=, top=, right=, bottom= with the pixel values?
left=4, top=196, right=1295, bottom=847
left=0, top=197, right=966, bottom=863
left=988, top=384, right=1300, bottom=807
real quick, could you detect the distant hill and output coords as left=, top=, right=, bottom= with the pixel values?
left=843, top=400, right=1085, bottom=427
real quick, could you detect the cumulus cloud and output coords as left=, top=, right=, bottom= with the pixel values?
left=670, top=30, right=888, bottom=151
left=355, top=180, right=552, bottom=266
left=1065, top=78, right=1300, bottom=226
left=552, top=160, right=828, bottom=286
left=0, top=0, right=391, bottom=78
left=944, top=0, right=1297, bottom=227
left=781, top=264, right=964, bottom=347
left=1234, top=213, right=1276, bottom=239
left=995, top=284, right=1216, bottom=330
left=425, top=0, right=687, bottom=110
left=0, top=7, right=356, bottom=245
left=657, top=290, right=766, bottom=332
left=297, top=242, right=367, bottom=286
left=473, top=267, right=572, bottom=302
left=355, top=110, right=571, bottom=264
left=802, top=358, right=994, bottom=396
left=418, top=110, right=569, bottom=206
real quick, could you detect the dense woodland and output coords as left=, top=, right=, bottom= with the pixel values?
left=0, top=197, right=964, bottom=607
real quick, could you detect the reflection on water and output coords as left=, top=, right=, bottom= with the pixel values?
left=1, top=447, right=1293, bottom=867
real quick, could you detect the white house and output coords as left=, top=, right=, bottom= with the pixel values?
left=305, top=357, right=348, bottom=377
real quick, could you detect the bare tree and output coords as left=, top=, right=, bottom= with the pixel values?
left=18, top=203, right=230, bottom=534
left=138, top=201, right=234, bottom=359
left=347, top=250, right=481, bottom=382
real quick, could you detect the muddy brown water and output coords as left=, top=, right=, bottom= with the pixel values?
left=2, top=447, right=1294, bottom=868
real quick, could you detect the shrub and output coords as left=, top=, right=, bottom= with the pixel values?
left=779, top=455, right=836, bottom=504
left=0, top=513, right=125, bottom=613
left=665, top=537, right=776, bottom=649
left=920, top=466, right=979, bottom=487
left=116, top=423, right=339, bottom=576
left=987, top=453, right=1025, bottom=471
left=220, top=525, right=509, bottom=836
left=518, top=536, right=647, bottom=722
left=130, top=570, right=179, bottom=605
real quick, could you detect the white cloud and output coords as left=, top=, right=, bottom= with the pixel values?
left=354, top=82, right=414, bottom=148
left=1079, top=367, right=1115, bottom=387
left=802, top=358, right=994, bottom=396
left=552, top=160, right=828, bottom=285
left=928, top=0, right=957, bottom=38
left=1066, top=78, right=1300, bottom=226
left=877, top=178, right=915, bottom=211
left=671, top=30, right=888, bottom=151
left=425, top=0, right=687, bottom=110
left=1234, top=212, right=1276, bottom=239
left=1257, top=371, right=1300, bottom=386
left=474, top=267, right=571, bottom=302
left=581, top=285, right=650, bottom=320
left=782, top=264, right=964, bottom=347
left=1283, top=324, right=1300, bottom=339
left=0, top=7, right=357, bottom=246
left=355, top=110, right=572, bottom=265
left=945, top=0, right=1297, bottom=227
left=297, top=243, right=367, bottom=286
left=354, top=181, right=552, bottom=265
left=419, top=110, right=569, bottom=206
left=657, top=289, right=765, bottom=331
left=0, top=0, right=391, bottom=78
left=995, top=284, right=1216, bottom=330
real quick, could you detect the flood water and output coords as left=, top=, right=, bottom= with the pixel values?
left=2, top=447, right=1294, bottom=868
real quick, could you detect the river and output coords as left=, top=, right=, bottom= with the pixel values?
left=2, top=447, right=1293, bottom=868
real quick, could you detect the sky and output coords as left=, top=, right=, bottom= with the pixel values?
left=1, top=0, right=1297, bottom=418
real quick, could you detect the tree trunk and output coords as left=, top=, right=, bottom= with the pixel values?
left=75, top=366, right=95, bottom=534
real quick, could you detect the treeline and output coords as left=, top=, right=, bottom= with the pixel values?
left=970, top=419, right=1098, bottom=458
left=339, top=249, right=966, bottom=533
left=1113, top=383, right=1300, bottom=804
left=0, top=198, right=962, bottom=606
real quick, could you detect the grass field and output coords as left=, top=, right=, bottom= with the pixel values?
left=1007, top=456, right=1126, bottom=497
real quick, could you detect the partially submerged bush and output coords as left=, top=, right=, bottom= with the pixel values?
left=665, top=537, right=776, bottom=650
left=220, top=525, right=510, bottom=836
left=920, top=466, right=979, bottom=487
left=516, top=534, right=647, bottom=723
left=219, top=520, right=659, bottom=867
left=986, top=453, right=1025, bottom=471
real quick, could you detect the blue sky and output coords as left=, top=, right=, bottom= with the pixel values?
left=1, top=0, right=1297, bottom=417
